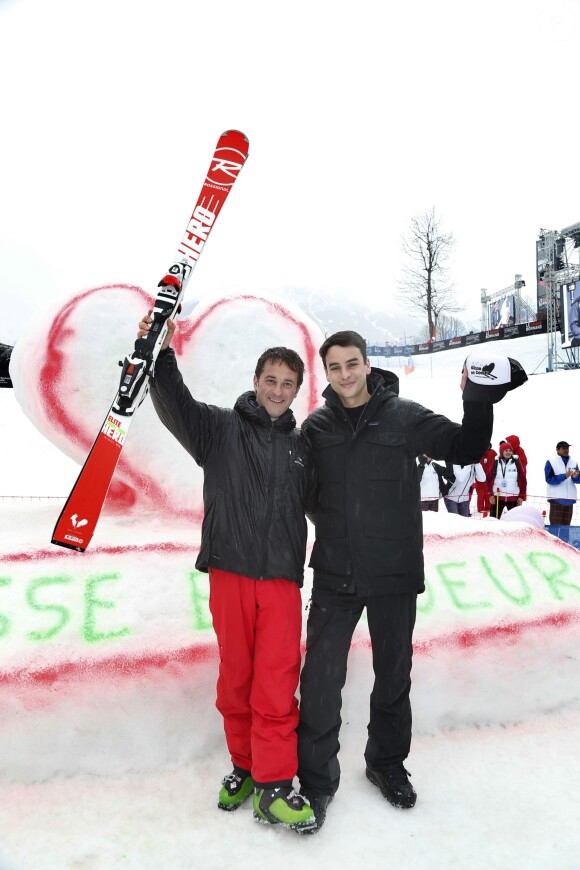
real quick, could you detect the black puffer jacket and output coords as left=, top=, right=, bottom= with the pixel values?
left=303, top=368, right=493, bottom=595
left=150, top=349, right=315, bottom=584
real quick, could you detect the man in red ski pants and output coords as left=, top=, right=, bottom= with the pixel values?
left=210, top=570, right=302, bottom=789
left=139, top=311, right=317, bottom=833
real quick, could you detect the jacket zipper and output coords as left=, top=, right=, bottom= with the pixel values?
left=259, top=421, right=277, bottom=578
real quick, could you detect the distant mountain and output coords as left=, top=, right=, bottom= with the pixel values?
left=182, top=286, right=422, bottom=344
left=277, top=287, right=420, bottom=345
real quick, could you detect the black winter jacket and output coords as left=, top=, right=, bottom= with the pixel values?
left=303, top=368, right=493, bottom=595
left=150, top=349, right=315, bottom=585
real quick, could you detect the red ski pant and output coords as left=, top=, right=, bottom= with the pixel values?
left=475, top=480, right=490, bottom=512
left=208, top=568, right=302, bottom=787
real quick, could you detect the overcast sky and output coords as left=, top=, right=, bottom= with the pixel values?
left=1, top=0, right=579, bottom=344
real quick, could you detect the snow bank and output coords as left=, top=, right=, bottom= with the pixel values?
left=0, top=503, right=578, bottom=781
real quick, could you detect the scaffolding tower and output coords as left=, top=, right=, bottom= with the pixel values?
left=538, top=223, right=580, bottom=371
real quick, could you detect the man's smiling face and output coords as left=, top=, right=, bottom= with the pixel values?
left=254, top=360, right=299, bottom=419
left=324, top=344, right=371, bottom=408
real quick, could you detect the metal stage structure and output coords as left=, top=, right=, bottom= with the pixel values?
left=480, top=275, right=535, bottom=332
left=536, top=221, right=580, bottom=371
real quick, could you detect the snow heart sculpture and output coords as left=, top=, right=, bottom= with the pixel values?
left=11, top=284, right=326, bottom=521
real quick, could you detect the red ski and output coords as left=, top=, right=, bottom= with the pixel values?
left=52, top=129, right=249, bottom=551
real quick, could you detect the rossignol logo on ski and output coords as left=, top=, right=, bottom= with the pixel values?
left=178, top=205, right=216, bottom=260
left=102, top=414, right=127, bottom=445
left=206, top=145, right=246, bottom=188
left=71, top=514, right=88, bottom=528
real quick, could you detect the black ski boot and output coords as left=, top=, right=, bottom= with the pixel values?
left=366, top=763, right=417, bottom=809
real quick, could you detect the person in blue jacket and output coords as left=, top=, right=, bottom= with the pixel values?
left=545, top=440, right=580, bottom=525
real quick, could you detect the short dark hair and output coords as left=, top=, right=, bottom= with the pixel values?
left=254, top=347, right=305, bottom=388
left=319, top=330, right=367, bottom=368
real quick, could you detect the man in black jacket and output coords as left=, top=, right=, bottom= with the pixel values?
left=297, top=330, right=495, bottom=830
left=139, top=312, right=316, bottom=833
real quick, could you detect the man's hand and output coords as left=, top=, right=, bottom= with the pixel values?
left=138, top=309, right=176, bottom=351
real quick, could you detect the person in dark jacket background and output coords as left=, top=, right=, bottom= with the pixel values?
left=139, top=311, right=316, bottom=833
left=297, top=330, right=498, bottom=831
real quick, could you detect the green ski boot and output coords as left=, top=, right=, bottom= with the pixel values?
left=218, top=767, right=254, bottom=811
left=253, top=786, right=316, bottom=832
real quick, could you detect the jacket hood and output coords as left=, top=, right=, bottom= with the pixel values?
left=370, top=367, right=399, bottom=395
left=505, top=434, right=520, bottom=450
left=234, top=390, right=297, bottom=431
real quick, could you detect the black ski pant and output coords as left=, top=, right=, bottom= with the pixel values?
left=297, top=588, right=416, bottom=797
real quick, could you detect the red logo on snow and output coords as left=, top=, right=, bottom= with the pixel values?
left=206, top=147, right=246, bottom=187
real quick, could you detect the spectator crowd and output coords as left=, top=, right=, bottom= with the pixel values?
left=418, top=433, right=579, bottom=526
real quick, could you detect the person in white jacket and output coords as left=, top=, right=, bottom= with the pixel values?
left=444, top=462, right=485, bottom=517
left=545, top=440, right=580, bottom=525
left=417, top=455, right=454, bottom=512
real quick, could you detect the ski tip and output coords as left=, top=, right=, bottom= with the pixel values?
left=221, top=129, right=249, bottom=144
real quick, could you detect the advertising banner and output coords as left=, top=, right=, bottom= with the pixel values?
left=489, top=294, right=515, bottom=329
left=372, top=322, right=547, bottom=357
left=561, top=281, right=580, bottom=348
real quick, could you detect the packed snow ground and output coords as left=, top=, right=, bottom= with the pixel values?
left=0, top=330, right=579, bottom=869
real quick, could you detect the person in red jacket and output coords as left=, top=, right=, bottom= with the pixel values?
left=505, top=433, right=528, bottom=480
left=487, top=440, right=527, bottom=516
left=475, top=443, right=497, bottom=513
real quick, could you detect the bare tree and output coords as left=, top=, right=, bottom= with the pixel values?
left=397, top=208, right=461, bottom=340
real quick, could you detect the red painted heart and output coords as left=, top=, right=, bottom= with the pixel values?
left=12, top=285, right=325, bottom=519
